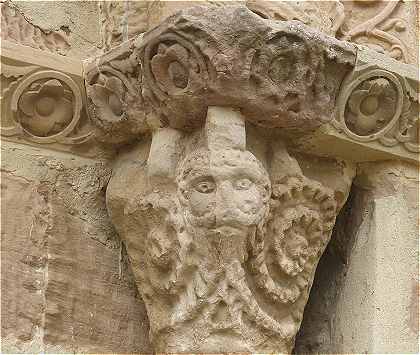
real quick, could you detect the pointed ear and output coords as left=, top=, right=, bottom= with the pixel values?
left=147, top=127, right=183, bottom=186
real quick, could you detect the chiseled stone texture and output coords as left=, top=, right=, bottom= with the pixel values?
left=1, top=142, right=151, bottom=353
left=295, top=161, right=419, bottom=354
left=1, top=0, right=101, bottom=58
left=1, top=0, right=419, bottom=353
left=106, top=107, right=355, bottom=353
left=98, top=0, right=418, bottom=65
left=331, top=161, right=419, bottom=354
left=1, top=1, right=152, bottom=352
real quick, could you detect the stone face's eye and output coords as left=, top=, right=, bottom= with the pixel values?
left=194, top=179, right=216, bottom=194
left=235, top=178, right=253, bottom=190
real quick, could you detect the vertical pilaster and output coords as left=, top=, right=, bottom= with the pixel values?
left=332, top=161, right=419, bottom=353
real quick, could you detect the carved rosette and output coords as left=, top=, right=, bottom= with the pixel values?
left=1, top=64, right=90, bottom=144
left=335, top=61, right=419, bottom=153
left=84, top=43, right=149, bottom=144
left=144, top=33, right=209, bottom=101
left=140, top=31, right=210, bottom=130
left=90, top=5, right=355, bottom=137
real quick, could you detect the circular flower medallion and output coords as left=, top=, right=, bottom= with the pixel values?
left=9, top=70, right=83, bottom=144
left=89, top=73, right=125, bottom=118
left=18, top=79, right=73, bottom=136
left=144, top=33, right=208, bottom=101
left=345, top=77, right=397, bottom=136
left=336, top=69, right=404, bottom=142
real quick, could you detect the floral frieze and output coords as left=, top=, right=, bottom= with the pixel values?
left=83, top=5, right=418, bottom=161
left=1, top=41, right=94, bottom=148
left=84, top=5, right=356, bottom=144
left=1, top=4, right=418, bottom=160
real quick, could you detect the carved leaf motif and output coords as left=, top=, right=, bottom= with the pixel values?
left=340, top=0, right=408, bottom=62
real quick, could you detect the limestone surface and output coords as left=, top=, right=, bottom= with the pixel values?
left=107, top=107, right=354, bottom=352
left=1, top=1, right=418, bottom=354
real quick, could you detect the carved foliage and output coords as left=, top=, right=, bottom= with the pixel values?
left=107, top=107, right=343, bottom=352
left=85, top=42, right=149, bottom=144
left=340, top=0, right=409, bottom=63
left=335, top=64, right=419, bottom=153
left=135, top=5, right=354, bottom=132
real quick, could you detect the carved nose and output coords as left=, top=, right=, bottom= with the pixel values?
left=215, top=182, right=236, bottom=222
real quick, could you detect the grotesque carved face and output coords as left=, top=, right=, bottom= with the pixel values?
left=177, top=148, right=271, bottom=238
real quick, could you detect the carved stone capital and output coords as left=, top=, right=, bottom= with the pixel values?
left=81, top=5, right=418, bottom=351
left=107, top=106, right=353, bottom=352
left=1, top=4, right=418, bottom=352
left=83, top=5, right=419, bottom=162
left=84, top=5, right=356, bottom=143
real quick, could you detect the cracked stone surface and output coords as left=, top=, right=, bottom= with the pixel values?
left=1, top=142, right=151, bottom=353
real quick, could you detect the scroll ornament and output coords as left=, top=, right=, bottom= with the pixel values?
left=106, top=107, right=345, bottom=353
left=340, top=0, right=409, bottom=63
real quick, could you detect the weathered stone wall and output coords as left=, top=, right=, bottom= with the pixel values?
left=1, top=0, right=151, bottom=352
left=98, top=0, right=419, bottom=65
left=1, top=143, right=151, bottom=353
left=1, top=1, right=418, bottom=353
left=1, top=1, right=101, bottom=58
